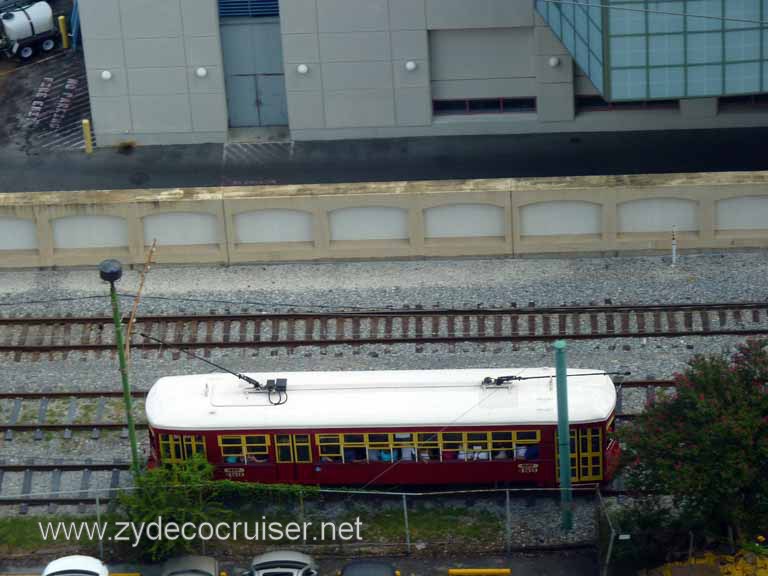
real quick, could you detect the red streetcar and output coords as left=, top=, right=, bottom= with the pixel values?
left=146, top=368, right=619, bottom=486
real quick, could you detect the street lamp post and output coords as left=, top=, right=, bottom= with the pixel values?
left=99, top=259, right=141, bottom=477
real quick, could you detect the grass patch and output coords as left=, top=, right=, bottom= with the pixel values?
left=75, top=400, right=96, bottom=424
left=45, top=400, right=69, bottom=425
left=0, top=515, right=103, bottom=554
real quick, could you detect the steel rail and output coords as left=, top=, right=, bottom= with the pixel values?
left=1, top=330, right=767, bottom=354
left=2, top=300, right=768, bottom=324
left=1, top=302, right=767, bottom=356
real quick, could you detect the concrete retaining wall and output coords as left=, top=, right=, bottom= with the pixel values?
left=1, top=172, right=768, bottom=268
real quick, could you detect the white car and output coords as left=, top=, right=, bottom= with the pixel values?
left=42, top=556, right=109, bottom=576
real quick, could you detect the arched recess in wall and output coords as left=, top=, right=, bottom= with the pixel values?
left=0, top=217, right=37, bottom=250
left=329, top=207, right=409, bottom=241
left=617, top=198, right=698, bottom=234
left=234, top=209, right=314, bottom=244
left=715, top=196, right=768, bottom=233
left=143, top=212, right=219, bottom=246
left=52, top=215, right=128, bottom=249
left=424, top=204, right=506, bottom=239
left=519, top=201, right=602, bottom=237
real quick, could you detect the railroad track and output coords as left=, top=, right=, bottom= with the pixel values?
left=0, top=380, right=665, bottom=435
left=0, top=457, right=626, bottom=511
left=0, top=458, right=130, bottom=513
left=0, top=390, right=146, bottom=439
left=2, top=301, right=768, bottom=359
left=0, top=382, right=666, bottom=512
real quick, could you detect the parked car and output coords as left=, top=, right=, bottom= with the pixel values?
left=161, top=555, right=224, bottom=576
left=246, top=551, right=318, bottom=576
left=339, top=560, right=399, bottom=576
left=42, top=556, right=109, bottom=576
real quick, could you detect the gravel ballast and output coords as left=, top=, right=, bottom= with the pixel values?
left=0, top=252, right=767, bottom=318
left=0, top=252, right=764, bottom=546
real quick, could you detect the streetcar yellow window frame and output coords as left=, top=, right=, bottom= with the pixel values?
left=514, top=430, right=541, bottom=444
left=316, top=434, right=343, bottom=461
left=275, top=434, right=293, bottom=463
left=416, top=433, right=440, bottom=448
left=273, top=434, right=313, bottom=463
left=159, top=433, right=183, bottom=464
left=294, top=434, right=312, bottom=463
left=579, top=427, right=603, bottom=481
left=367, top=433, right=392, bottom=448
left=307, top=429, right=542, bottom=464
left=218, top=434, right=271, bottom=462
left=159, top=433, right=206, bottom=464
left=182, top=434, right=207, bottom=457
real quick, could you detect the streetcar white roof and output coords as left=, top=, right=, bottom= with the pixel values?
left=146, top=368, right=616, bottom=431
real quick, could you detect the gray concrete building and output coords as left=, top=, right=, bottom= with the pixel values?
left=78, top=0, right=768, bottom=146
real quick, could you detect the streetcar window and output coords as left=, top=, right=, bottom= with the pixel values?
left=303, top=429, right=546, bottom=465
left=317, top=434, right=343, bottom=462
left=275, top=435, right=293, bottom=463
left=579, top=428, right=603, bottom=481
left=417, top=433, right=439, bottom=447
left=556, top=430, right=578, bottom=482
left=467, top=432, right=489, bottom=448
left=367, top=434, right=390, bottom=447
left=159, top=434, right=184, bottom=464
left=294, top=434, right=312, bottom=463
left=343, top=434, right=365, bottom=445
left=182, top=435, right=207, bottom=458
left=218, top=434, right=271, bottom=464
left=515, top=431, right=540, bottom=443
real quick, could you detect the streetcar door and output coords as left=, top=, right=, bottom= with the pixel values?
left=556, top=427, right=603, bottom=483
left=275, top=433, right=312, bottom=483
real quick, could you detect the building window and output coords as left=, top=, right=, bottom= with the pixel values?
left=719, top=94, right=768, bottom=112
left=433, top=98, right=537, bottom=116
left=218, top=0, right=279, bottom=18
left=576, top=95, right=679, bottom=111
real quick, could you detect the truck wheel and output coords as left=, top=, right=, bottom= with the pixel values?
left=41, top=39, right=55, bottom=52
left=19, top=45, right=34, bottom=59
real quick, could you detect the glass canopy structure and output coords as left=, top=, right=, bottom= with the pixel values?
left=535, top=0, right=768, bottom=100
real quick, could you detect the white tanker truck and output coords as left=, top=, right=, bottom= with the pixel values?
left=0, top=0, right=57, bottom=60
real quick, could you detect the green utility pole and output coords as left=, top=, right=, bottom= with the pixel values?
left=99, top=259, right=141, bottom=477
left=554, top=339, right=573, bottom=531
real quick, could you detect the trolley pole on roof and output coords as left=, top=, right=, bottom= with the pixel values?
left=99, top=259, right=141, bottom=478
left=554, top=340, right=573, bottom=531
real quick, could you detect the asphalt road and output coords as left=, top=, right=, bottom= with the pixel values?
left=0, top=127, right=767, bottom=193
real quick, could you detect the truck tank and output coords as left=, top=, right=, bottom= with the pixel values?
left=0, top=1, right=53, bottom=42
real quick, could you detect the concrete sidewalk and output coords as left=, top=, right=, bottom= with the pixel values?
left=0, top=128, right=767, bottom=193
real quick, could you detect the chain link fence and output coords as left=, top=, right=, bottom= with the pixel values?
left=3, top=485, right=603, bottom=560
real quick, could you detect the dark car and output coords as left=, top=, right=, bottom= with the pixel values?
left=339, top=561, right=399, bottom=576
left=247, top=551, right=318, bottom=576
left=161, top=555, right=222, bottom=576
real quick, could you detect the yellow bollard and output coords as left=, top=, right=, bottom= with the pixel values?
left=448, top=571, right=511, bottom=576
left=58, top=15, right=69, bottom=49
left=82, top=119, right=93, bottom=154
